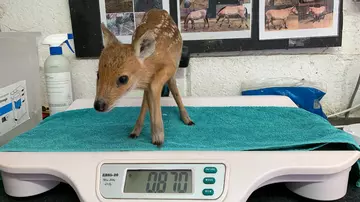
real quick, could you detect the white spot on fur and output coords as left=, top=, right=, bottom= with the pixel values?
left=154, top=28, right=160, bottom=34
left=160, top=17, right=165, bottom=25
left=164, top=31, right=174, bottom=37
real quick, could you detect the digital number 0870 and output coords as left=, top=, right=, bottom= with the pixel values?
left=145, top=171, right=189, bottom=193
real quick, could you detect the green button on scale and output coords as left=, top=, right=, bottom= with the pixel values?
left=202, top=189, right=214, bottom=196
left=204, top=167, right=217, bottom=173
left=203, top=177, right=216, bottom=184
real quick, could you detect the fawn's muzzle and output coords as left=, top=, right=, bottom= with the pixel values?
left=94, top=99, right=107, bottom=112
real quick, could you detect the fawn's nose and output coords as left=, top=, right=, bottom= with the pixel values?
left=94, top=99, right=107, bottom=112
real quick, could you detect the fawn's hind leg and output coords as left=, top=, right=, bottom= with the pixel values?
left=129, top=90, right=148, bottom=138
left=167, top=76, right=194, bottom=126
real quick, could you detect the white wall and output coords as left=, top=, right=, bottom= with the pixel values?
left=0, top=0, right=360, bottom=116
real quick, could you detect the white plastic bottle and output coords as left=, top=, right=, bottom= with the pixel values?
left=42, top=34, right=75, bottom=115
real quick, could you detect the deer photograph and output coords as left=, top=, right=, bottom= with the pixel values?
left=106, top=13, right=135, bottom=36
left=298, top=0, right=334, bottom=29
left=105, top=0, right=133, bottom=13
left=215, top=4, right=250, bottom=30
left=104, top=0, right=166, bottom=36
left=183, top=9, right=209, bottom=31
left=264, top=0, right=299, bottom=31
left=179, top=0, right=251, bottom=33
left=264, top=0, right=335, bottom=31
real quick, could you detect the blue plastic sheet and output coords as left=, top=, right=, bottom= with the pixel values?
left=241, top=79, right=327, bottom=119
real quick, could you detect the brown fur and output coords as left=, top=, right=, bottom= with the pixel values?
left=94, top=8, right=194, bottom=146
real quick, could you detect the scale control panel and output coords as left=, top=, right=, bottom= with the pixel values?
left=98, top=163, right=226, bottom=200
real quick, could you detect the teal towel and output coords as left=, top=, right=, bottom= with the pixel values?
left=1, top=106, right=359, bottom=152
left=1, top=106, right=360, bottom=186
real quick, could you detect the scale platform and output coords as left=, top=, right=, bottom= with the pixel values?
left=0, top=96, right=359, bottom=202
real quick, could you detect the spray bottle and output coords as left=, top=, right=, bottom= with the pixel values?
left=43, top=34, right=75, bottom=115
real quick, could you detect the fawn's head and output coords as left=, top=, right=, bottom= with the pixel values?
left=94, top=23, right=156, bottom=112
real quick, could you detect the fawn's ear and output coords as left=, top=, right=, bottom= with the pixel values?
left=133, top=30, right=156, bottom=60
left=101, top=23, right=119, bottom=47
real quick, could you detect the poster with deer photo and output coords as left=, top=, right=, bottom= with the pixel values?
left=259, top=0, right=340, bottom=40
left=178, top=0, right=252, bottom=41
left=98, top=0, right=170, bottom=44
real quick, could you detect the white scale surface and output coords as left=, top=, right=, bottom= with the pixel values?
left=0, top=96, right=359, bottom=202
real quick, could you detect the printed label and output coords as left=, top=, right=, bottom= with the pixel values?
left=101, top=172, right=120, bottom=188
left=0, top=80, right=30, bottom=137
left=313, top=99, right=321, bottom=109
left=45, top=72, right=73, bottom=115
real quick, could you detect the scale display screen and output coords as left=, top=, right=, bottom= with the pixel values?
left=124, top=170, right=192, bottom=193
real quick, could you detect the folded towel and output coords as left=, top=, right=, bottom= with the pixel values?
left=1, top=106, right=359, bottom=152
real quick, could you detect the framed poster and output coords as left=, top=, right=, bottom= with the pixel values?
left=68, top=0, right=343, bottom=58
left=98, top=0, right=170, bottom=44
left=259, top=0, right=340, bottom=40
left=177, top=0, right=252, bottom=41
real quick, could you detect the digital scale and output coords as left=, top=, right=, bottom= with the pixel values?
left=0, top=96, right=359, bottom=202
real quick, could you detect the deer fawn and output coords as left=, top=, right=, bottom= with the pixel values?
left=94, top=9, right=194, bottom=146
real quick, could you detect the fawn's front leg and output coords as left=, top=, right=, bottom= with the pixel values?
left=129, top=90, right=148, bottom=138
left=167, top=76, right=194, bottom=125
left=147, top=69, right=173, bottom=146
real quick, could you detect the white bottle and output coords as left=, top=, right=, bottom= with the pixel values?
left=42, top=34, right=75, bottom=115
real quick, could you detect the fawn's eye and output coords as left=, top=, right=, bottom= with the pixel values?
left=117, top=75, right=129, bottom=86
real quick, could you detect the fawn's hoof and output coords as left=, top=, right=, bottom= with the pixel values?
left=187, top=121, right=195, bottom=126
left=152, top=141, right=163, bottom=147
left=152, top=132, right=164, bottom=147
left=129, top=133, right=138, bottom=139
